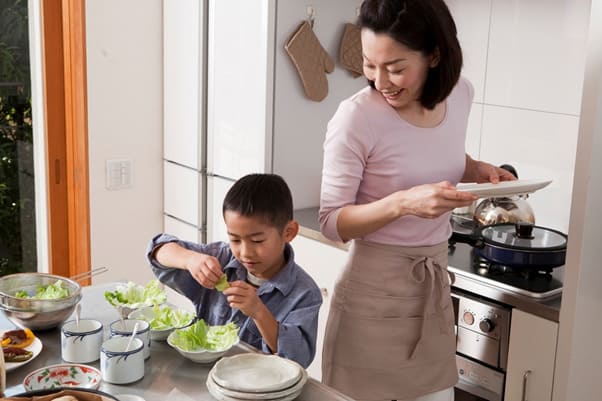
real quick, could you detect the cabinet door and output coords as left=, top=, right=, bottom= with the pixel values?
left=207, top=0, right=273, bottom=179
left=291, top=235, right=346, bottom=380
left=164, top=161, right=199, bottom=226
left=163, top=0, right=202, bottom=169
left=504, top=310, right=558, bottom=401
left=206, top=175, right=235, bottom=243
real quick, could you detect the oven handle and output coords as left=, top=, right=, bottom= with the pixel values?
left=522, top=370, right=532, bottom=401
left=456, top=378, right=503, bottom=401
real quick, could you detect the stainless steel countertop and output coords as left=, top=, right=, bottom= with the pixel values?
left=294, top=207, right=562, bottom=322
left=2, top=282, right=355, bottom=401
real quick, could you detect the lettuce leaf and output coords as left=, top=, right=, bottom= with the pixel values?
left=104, top=280, right=167, bottom=308
left=15, top=280, right=71, bottom=300
left=144, top=304, right=195, bottom=330
left=215, top=275, right=229, bottom=292
left=169, top=319, right=239, bottom=351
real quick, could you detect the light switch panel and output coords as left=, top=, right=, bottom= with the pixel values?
left=106, top=159, right=133, bottom=190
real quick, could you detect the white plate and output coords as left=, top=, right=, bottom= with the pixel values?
left=212, top=354, right=303, bottom=393
left=457, top=179, right=552, bottom=198
left=2, top=330, right=43, bottom=372
left=208, top=367, right=307, bottom=400
left=206, top=371, right=306, bottom=401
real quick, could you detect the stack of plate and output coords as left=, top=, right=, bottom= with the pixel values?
left=206, top=354, right=308, bottom=401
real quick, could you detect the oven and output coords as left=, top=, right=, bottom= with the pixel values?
left=451, top=289, right=511, bottom=401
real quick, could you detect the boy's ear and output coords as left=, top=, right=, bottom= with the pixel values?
left=283, top=220, right=299, bottom=242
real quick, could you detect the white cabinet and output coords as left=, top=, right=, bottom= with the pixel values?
left=207, top=0, right=365, bottom=207
left=291, top=235, right=346, bottom=380
left=504, top=309, right=558, bottom=401
left=206, top=176, right=235, bottom=243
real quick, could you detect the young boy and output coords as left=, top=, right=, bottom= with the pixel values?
left=146, top=173, right=322, bottom=368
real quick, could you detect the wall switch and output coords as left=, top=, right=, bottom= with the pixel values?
left=106, top=159, right=133, bottom=190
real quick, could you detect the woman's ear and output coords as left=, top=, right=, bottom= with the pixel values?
left=283, top=220, right=299, bottom=242
left=430, top=47, right=441, bottom=68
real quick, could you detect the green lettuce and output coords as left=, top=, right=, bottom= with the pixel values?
left=15, top=280, right=70, bottom=299
left=169, top=319, right=239, bottom=351
left=215, top=275, right=229, bottom=292
left=104, top=280, right=167, bottom=308
left=144, top=304, right=195, bottom=330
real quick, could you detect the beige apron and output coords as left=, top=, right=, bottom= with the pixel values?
left=322, top=240, right=458, bottom=401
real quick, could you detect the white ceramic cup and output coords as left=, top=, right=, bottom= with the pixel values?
left=109, top=319, right=151, bottom=360
left=61, top=319, right=103, bottom=363
left=100, top=336, right=145, bottom=384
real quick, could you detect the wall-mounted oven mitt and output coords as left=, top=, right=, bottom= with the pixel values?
left=339, top=22, right=363, bottom=78
left=285, top=20, right=335, bottom=102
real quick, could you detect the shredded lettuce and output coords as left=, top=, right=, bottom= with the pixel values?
left=104, top=280, right=167, bottom=309
left=143, top=304, right=195, bottom=330
left=215, top=275, right=229, bottom=292
left=15, top=280, right=71, bottom=300
left=169, top=319, right=239, bottom=351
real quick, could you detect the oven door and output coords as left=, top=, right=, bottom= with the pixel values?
left=455, top=355, right=505, bottom=401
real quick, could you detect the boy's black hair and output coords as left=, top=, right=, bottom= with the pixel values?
left=358, top=0, right=463, bottom=110
left=222, top=174, right=294, bottom=232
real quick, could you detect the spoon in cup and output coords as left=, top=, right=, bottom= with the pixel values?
left=75, top=303, right=81, bottom=329
left=125, top=322, right=139, bottom=352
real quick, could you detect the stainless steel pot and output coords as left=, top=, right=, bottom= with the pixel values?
left=473, top=195, right=535, bottom=226
left=472, top=164, right=536, bottom=227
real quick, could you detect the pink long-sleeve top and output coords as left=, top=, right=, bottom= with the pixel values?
left=320, top=77, right=474, bottom=246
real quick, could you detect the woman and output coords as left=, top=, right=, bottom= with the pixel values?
left=319, top=1, right=515, bottom=401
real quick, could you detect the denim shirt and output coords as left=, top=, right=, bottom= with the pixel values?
left=146, top=233, right=322, bottom=368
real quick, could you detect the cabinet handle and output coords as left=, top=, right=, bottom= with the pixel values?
left=521, top=370, right=532, bottom=401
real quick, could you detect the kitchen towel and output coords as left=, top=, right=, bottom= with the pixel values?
left=339, top=22, right=363, bottom=78
left=285, top=20, right=335, bottom=102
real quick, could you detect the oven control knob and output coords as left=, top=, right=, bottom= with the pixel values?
left=479, top=318, right=495, bottom=333
left=462, top=312, right=475, bottom=325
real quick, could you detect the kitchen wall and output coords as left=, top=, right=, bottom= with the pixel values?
left=447, top=0, right=589, bottom=234
left=86, top=0, right=163, bottom=285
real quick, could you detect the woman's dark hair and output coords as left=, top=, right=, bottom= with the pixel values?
left=223, top=173, right=293, bottom=232
left=358, top=0, right=462, bottom=109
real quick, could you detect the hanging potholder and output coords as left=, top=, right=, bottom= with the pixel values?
left=285, top=20, right=335, bottom=102
left=339, top=23, right=363, bottom=78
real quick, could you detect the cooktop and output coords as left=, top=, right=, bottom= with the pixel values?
left=447, top=241, right=563, bottom=299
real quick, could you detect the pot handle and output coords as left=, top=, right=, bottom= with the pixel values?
left=499, top=164, right=518, bottom=179
left=449, top=230, right=485, bottom=249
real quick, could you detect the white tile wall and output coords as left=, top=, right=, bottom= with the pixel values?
left=480, top=105, right=579, bottom=233
left=447, top=0, right=492, bottom=103
left=163, top=161, right=199, bottom=225
left=485, top=0, right=589, bottom=115
left=446, top=0, right=589, bottom=233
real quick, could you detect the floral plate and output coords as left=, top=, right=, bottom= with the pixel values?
left=23, top=363, right=102, bottom=391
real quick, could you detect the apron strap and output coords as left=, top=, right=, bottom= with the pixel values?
left=408, top=256, right=450, bottom=359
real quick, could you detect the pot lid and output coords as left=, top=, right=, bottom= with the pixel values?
left=480, top=222, right=567, bottom=251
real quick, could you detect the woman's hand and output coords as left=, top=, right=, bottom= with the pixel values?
left=398, top=181, right=478, bottom=219
left=184, top=252, right=223, bottom=289
left=462, top=154, right=517, bottom=183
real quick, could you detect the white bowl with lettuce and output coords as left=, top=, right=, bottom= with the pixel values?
left=128, top=304, right=195, bottom=341
left=167, top=319, right=239, bottom=363
left=104, top=280, right=167, bottom=319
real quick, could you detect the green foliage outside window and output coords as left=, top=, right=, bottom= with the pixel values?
left=0, top=0, right=36, bottom=275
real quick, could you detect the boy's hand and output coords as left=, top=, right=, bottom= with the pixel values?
left=223, top=281, right=265, bottom=318
left=184, top=252, right=223, bottom=289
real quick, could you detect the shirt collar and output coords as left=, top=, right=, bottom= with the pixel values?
left=223, top=243, right=297, bottom=296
